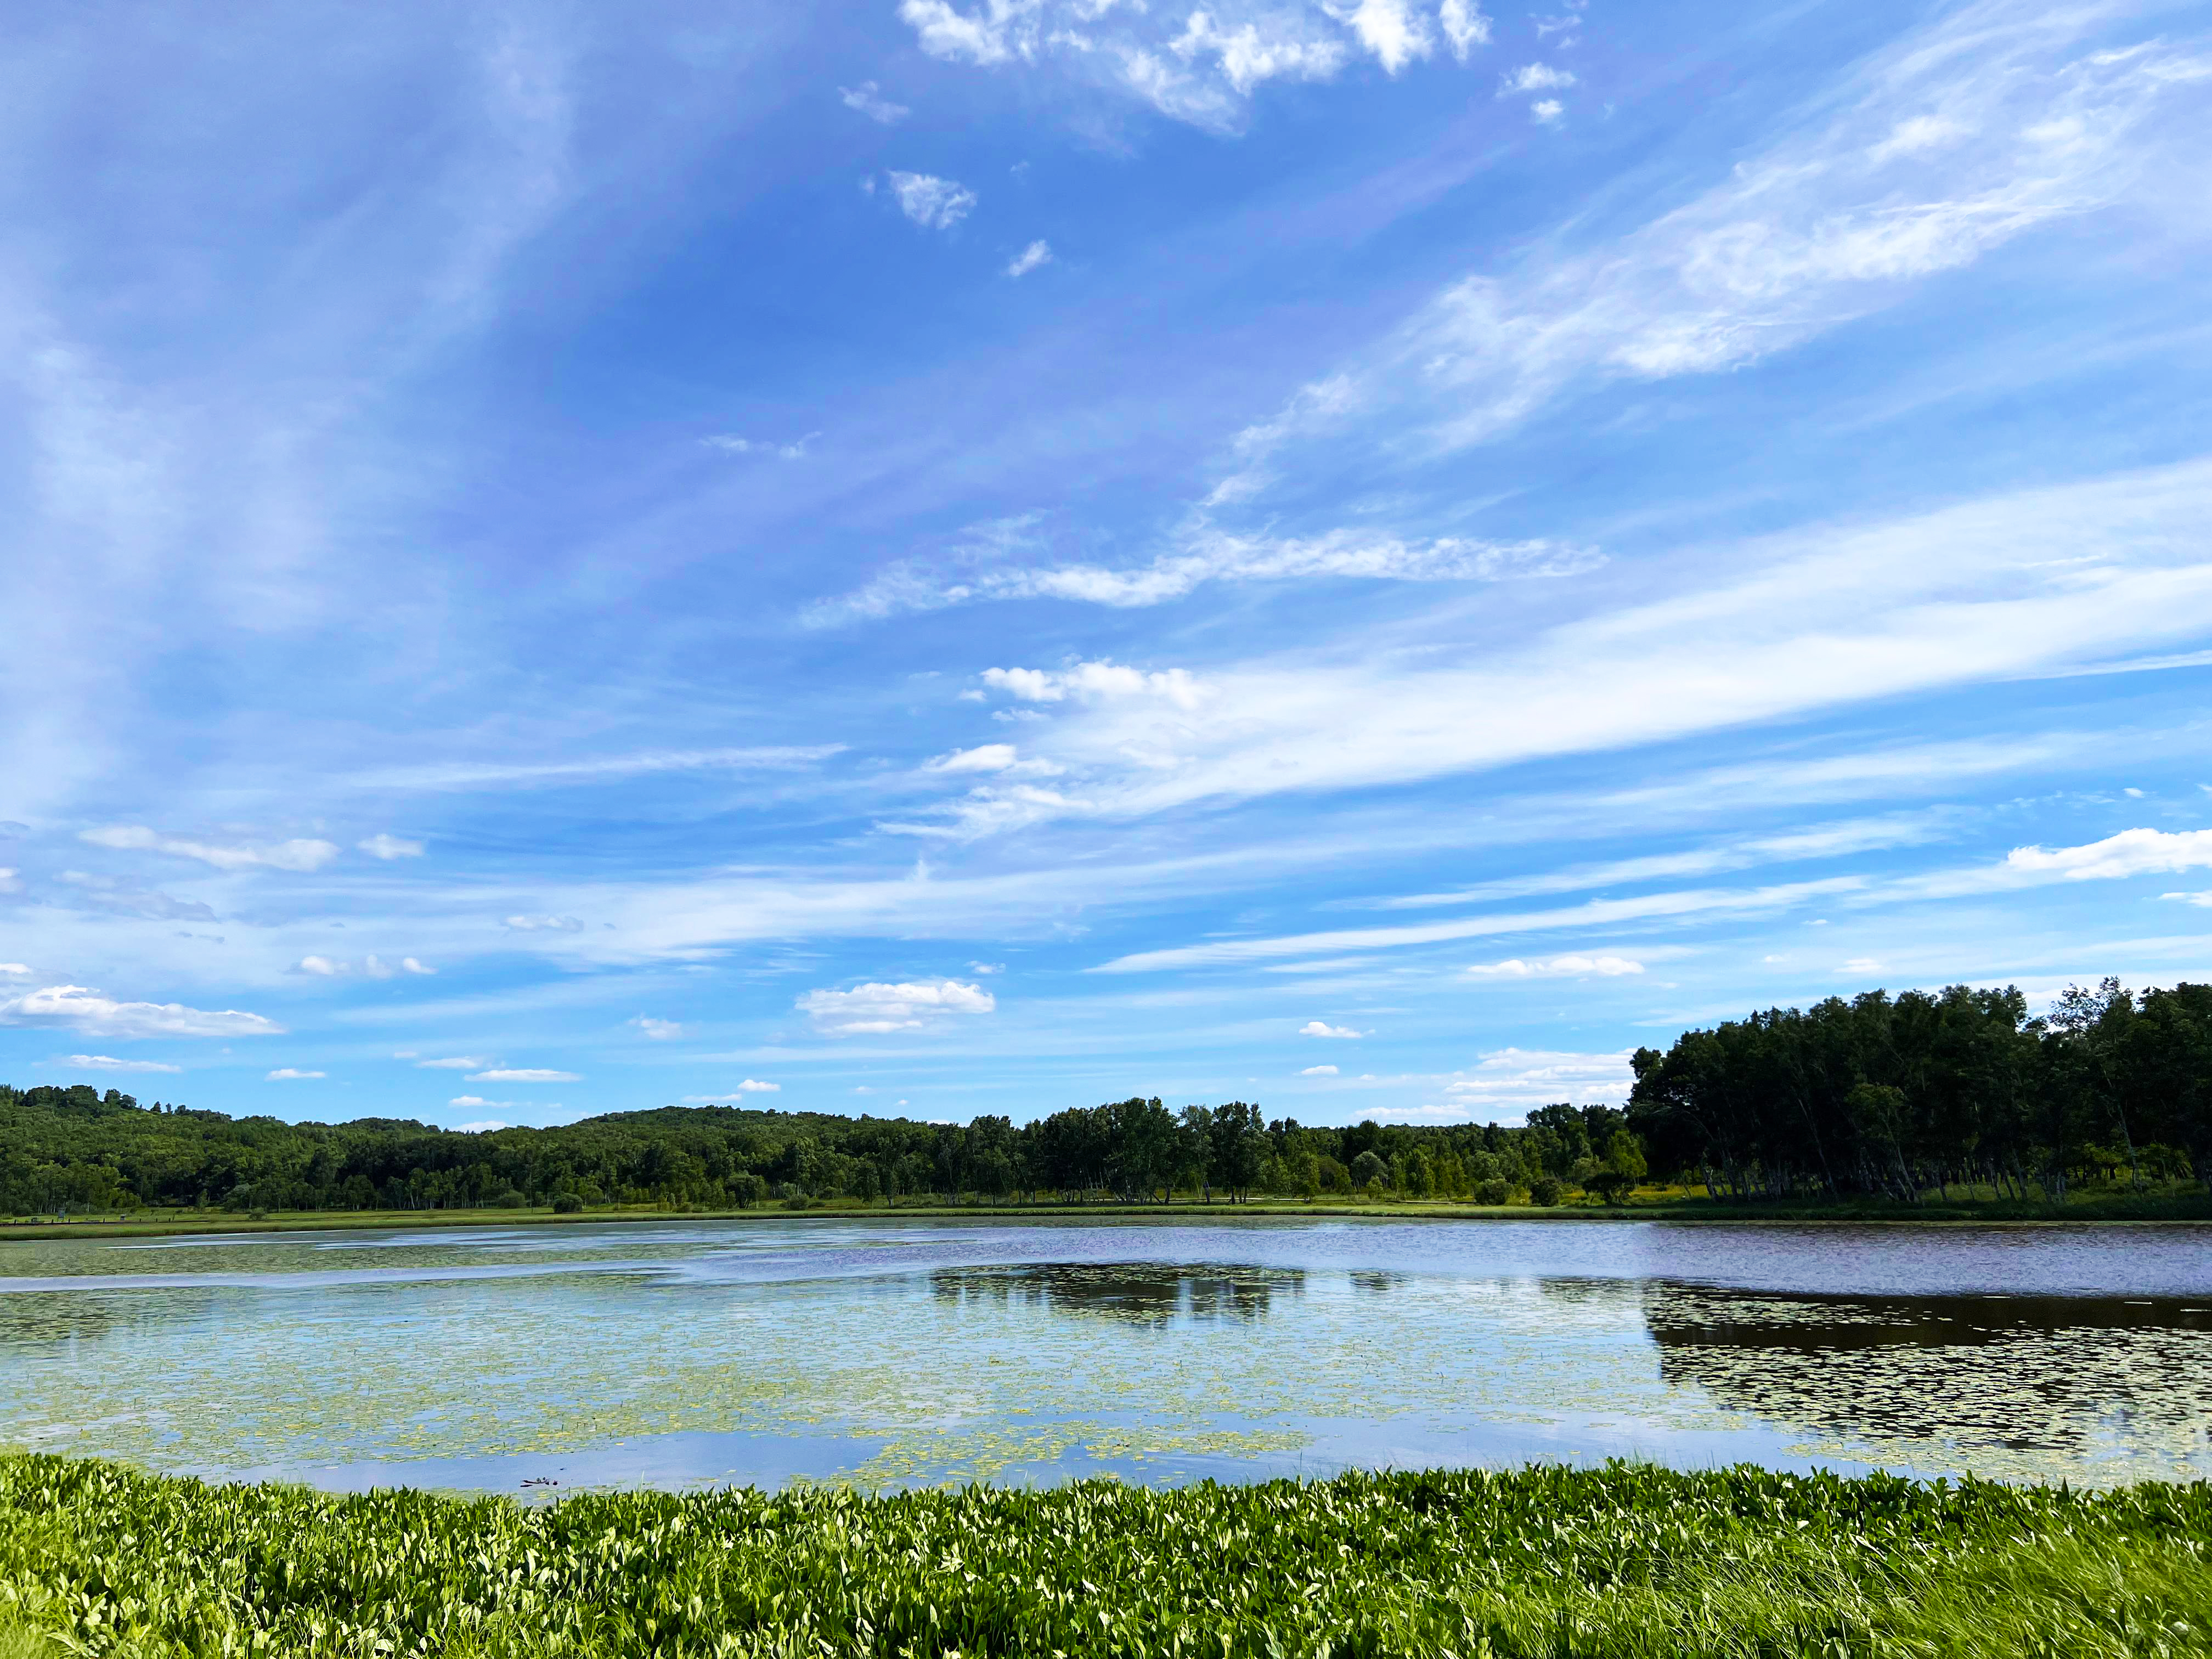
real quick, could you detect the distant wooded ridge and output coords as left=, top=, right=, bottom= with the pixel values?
left=5, top=979, right=2208, bottom=1215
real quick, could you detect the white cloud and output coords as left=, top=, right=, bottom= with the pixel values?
left=1224, top=10, right=2212, bottom=467
left=467, top=1068, right=580, bottom=1082
left=80, top=825, right=339, bottom=872
left=1437, top=1046, right=1637, bottom=1115
left=899, top=0, right=1480, bottom=129
left=1438, top=0, right=1488, bottom=60
left=631, top=1015, right=685, bottom=1040
left=1528, top=97, right=1563, bottom=125
left=928, top=743, right=1019, bottom=773
left=402, top=957, right=435, bottom=975
left=887, top=171, right=977, bottom=230
left=1299, top=1019, right=1367, bottom=1037
left=2164, top=890, right=2212, bottom=908
left=703, top=433, right=816, bottom=460
left=0, top=963, right=30, bottom=977
left=951, top=460, right=2212, bottom=852
left=357, top=747, right=842, bottom=791
left=68, top=1054, right=182, bottom=1074
left=504, top=914, right=584, bottom=932
left=0, top=871, right=18, bottom=894
left=1104, top=878, right=1861, bottom=972
left=1299, top=1063, right=1340, bottom=1075
left=1499, top=61, right=1573, bottom=94
left=297, top=956, right=344, bottom=976
left=1464, top=953, right=1644, bottom=978
left=839, top=80, right=910, bottom=123
left=266, top=1068, right=326, bottom=1080
left=415, top=1056, right=490, bottom=1070
left=682, top=1081, right=780, bottom=1100
left=357, top=833, right=425, bottom=860
left=969, top=961, right=1005, bottom=974
left=1842, top=958, right=1886, bottom=975
left=452, top=1118, right=511, bottom=1133
left=1007, top=239, right=1052, bottom=277
left=799, top=978, right=996, bottom=1034
left=0, top=985, right=283, bottom=1038
left=2004, top=827, right=2212, bottom=882
left=820, top=529, right=1599, bottom=620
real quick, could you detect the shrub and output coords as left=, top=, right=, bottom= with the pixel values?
left=1472, top=1177, right=1511, bottom=1206
left=1528, top=1175, right=1565, bottom=1207
left=550, top=1193, right=583, bottom=1214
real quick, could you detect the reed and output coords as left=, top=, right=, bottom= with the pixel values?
left=3, top=1453, right=2207, bottom=1657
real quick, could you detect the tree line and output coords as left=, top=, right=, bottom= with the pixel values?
left=1626, top=979, right=2212, bottom=1201
left=7, top=976, right=2205, bottom=1217
left=0, top=1087, right=1637, bottom=1216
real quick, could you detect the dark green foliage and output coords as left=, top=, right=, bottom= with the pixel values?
left=3, top=1453, right=2209, bottom=1658
left=1630, top=979, right=2212, bottom=1200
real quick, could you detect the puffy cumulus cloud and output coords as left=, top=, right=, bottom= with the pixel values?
left=982, top=660, right=1208, bottom=709
left=682, top=1081, right=780, bottom=1100
left=1438, top=0, right=1488, bottom=60
left=886, top=171, right=977, bottom=230
left=358, top=834, right=425, bottom=860
left=1435, top=1047, right=1637, bottom=1117
left=297, top=956, right=343, bottom=976
left=0, top=985, right=283, bottom=1039
left=1465, top=953, right=1644, bottom=978
left=266, top=1068, right=325, bottom=1080
left=799, top=978, right=996, bottom=1035
left=80, top=825, right=339, bottom=872
left=630, top=1015, right=685, bottom=1040
left=839, top=80, right=910, bottom=123
left=69, top=1054, right=182, bottom=1074
left=467, top=1068, right=580, bottom=1082
left=0, top=963, right=30, bottom=977
left=898, top=0, right=1486, bottom=131
left=1300, top=1063, right=1340, bottom=1076
left=1299, top=1020, right=1368, bottom=1037
left=504, top=914, right=584, bottom=932
left=1529, top=98, right=1563, bottom=125
left=1006, top=239, right=1052, bottom=278
left=815, top=529, right=1596, bottom=621
left=2004, top=828, right=2212, bottom=882
left=1499, top=61, right=1572, bottom=94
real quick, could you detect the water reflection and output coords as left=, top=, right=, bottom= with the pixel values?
left=931, top=1262, right=1304, bottom=1327
left=1644, top=1282, right=2212, bottom=1468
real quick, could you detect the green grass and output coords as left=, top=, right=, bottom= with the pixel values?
left=3, top=1455, right=2209, bottom=1657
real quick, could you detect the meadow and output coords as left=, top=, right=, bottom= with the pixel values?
left=3, top=1453, right=2209, bottom=1658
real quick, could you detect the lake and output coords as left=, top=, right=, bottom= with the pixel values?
left=3, top=1216, right=2208, bottom=1494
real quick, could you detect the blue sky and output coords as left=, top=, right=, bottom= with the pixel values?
left=3, top=0, right=2211, bottom=1131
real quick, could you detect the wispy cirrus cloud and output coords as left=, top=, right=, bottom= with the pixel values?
left=354, top=747, right=842, bottom=792
left=1220, top=5, right=2212, bottom=478
left=885, top=171, right=976, bottom=230
left=812, top=527, right=1600, bottom=622
left=69, top=1054, right=183, bottom=1074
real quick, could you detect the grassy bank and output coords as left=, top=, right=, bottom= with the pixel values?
left=7, top=1186, right=2211, bottom=1242
left=2, top=1455, right=2209, bottom=1658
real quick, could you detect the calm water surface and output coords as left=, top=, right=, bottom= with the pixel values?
left=3, top=1216, right=2208, bottom=1494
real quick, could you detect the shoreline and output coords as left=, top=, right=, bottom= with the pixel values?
left=8, top=1192, right=2210, bottom=1242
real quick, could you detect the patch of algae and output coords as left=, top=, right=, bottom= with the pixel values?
left=3, top=1228, right=2208, bottom=1491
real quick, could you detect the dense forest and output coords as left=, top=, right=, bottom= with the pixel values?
left=4, top=978, right=2207, bottom=1216
left=1626, top=979, right=2212, bottom=1200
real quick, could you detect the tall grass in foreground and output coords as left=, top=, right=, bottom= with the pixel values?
left=3, top=1454, right=2209, bottom=1658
